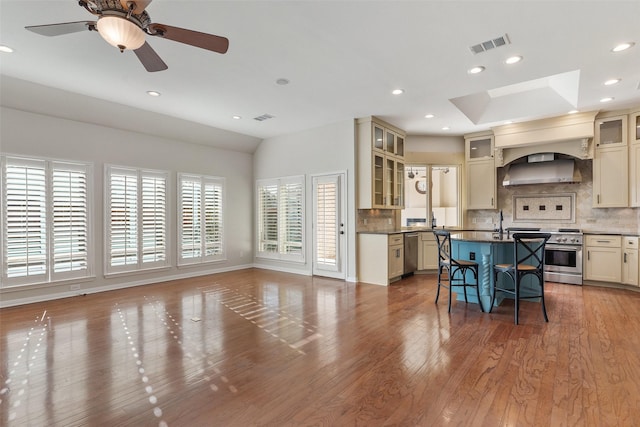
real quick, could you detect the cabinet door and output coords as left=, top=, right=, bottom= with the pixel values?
left=421, top=240, right=438, bottom=270
left=385, top=157, right=396, bottom=207
left=630, top=142, right=640, bottom=207
left=373, top=124, right=385, bottom=151
left=372, top=152, right=385, bottom=207
left=395, top=160, right=404, bottom=208
left=466, top=136, right=494, bottom=160
left=385, top=129, right=396, bottom=153
left=622, top=249, right=639, bottom=286
left=585, top=247, right=622, bottom=282
left=595, top=115, right=627, bottom=147
left=467, top=160, right=496, bottom=209
left=388, top=245, right=404, bottom=279
left=593, top=146, right=628, bottom=207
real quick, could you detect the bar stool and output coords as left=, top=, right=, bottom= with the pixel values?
left=491, top=232, right=551, bottom=324
left=433, top=229, right=484, bottom=313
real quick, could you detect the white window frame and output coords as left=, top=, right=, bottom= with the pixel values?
left=177, top=173, right=225, bottom=266
left=105, top=165, right=169, bottom=275
left=1, top=155, right=93, bottom=288
left=256, top=175, right=305, bottom=262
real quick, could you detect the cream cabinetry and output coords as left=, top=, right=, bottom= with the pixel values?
left=388, top=234, right=405, bottom=279
left=630, top=111, right=640, bottom=207
left=418, top=231, right=438, bottom=270
left=357, top=117, right=406, bottom=209
left=465, top=134, right=496, bottom=210
left=358, top=233, right=404, bottom=286
left=584, top=235, right=622, bottom=283
left=622, top=236, right=639, bottom=287
left=593, top=114, right=628, bottom=208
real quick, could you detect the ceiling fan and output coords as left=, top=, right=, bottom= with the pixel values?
left=25, top=0, right=229, bottom=72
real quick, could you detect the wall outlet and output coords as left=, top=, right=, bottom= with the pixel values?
left=69, top=284, right=81, bottom=291
left=363, top=218, right=368, bottom=225
left=485, top=218, right=492, bottom=223
left=388, top=218, right=392, bottom=225
left=472, top=218, right=477, bottom=224
left=469, top=252, right=476, bottom=260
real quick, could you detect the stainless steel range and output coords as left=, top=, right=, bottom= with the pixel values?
left=544, top=228, right=583, bottom=285
left=507, top=227, right=583, bottom=285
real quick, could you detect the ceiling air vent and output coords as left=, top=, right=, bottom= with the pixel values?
left=254, top=113, right=275, bottom=122
left=469, top=34, right=511, bottom=54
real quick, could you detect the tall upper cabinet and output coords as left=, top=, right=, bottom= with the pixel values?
left=593, top=114, right=628, bottom=207
left=630, top=110, right=640, bottom=207
left=357, top=117, right=405, bottom=209
left=465, top=133, right=496, bottom=210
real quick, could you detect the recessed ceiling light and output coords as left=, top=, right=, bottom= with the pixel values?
left=276, top=78, right=290, bottom=85
left=232, top=115, right=241, bottom=120
left=146, top=90, right=161, bottom=97
left=425, top=114, right=435, bottom=119
left=611, top=42, right=635, bottom=52
left=600, top=97, right=614, bottom=103
left=505, top=55, right=522, bottom=65
left=468, top=66, right=485, bottom=74
left=392, top=89, right=404, bottom=95
left=442, top=126, right=450, bottom=131
left=504, top=120, right=513, bottom=124
left=604, top=78, right=621, bottom=86
left=0, top=45, right=14, bottom=53
left=568, top=110, right=579, bottom=114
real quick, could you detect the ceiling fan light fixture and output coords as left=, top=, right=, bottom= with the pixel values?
left=97, top=15, right=145, bottom=51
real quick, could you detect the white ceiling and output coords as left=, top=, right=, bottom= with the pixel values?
left=1, top=1, right=640, bottom=153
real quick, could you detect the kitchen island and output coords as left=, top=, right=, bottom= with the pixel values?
left=447, top=231, right=511, bottom=311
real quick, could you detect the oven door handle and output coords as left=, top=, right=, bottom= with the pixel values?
left=546, top=245, right=582, bottom=251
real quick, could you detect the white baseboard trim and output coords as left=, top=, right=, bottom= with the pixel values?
left=252, top=263, right=312, bottom=276
left=0, top=263, right=254, bottom=308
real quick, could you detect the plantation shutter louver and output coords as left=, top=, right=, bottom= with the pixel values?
left=108, top=168, right=138, bottom=269
left=141, top=173, right=167, bottom=264
left=258, top=183, right=278, bottom=254
left=2, top=156, right=92, bottom=287
left=280, top=180, right=303, bottom=256
left=106, top=166, right=167, bottom=274
left=178, top=174, right=225, bottom=265
left=52, top=163, right=89, bottom=276
left=4, top=160, right=47, bottom=281
left=256, top=176, right=304, bottom=261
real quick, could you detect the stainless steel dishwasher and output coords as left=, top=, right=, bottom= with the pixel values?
left=403, top=233, right=419, bottom=277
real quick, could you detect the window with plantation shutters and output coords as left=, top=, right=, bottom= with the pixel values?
left=106, top=166, right=168, bottom=274
left=1, top=156, right=92, bottom=287
left=256, top=176, right=305, bottom=262
left=178, top=174, right=225, bottom=265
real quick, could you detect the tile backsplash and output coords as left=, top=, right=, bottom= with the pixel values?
left=469, top=159, right=639, bottom=234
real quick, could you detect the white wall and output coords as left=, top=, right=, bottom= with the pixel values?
left=253, top=120, right=357, bottom=281
left=1, top=107, right=254, bottom=306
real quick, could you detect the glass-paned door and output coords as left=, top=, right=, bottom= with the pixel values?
left=312, top=173, right=345, bottom=279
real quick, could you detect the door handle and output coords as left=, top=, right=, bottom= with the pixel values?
left=624, top=252, right=627, bottom=263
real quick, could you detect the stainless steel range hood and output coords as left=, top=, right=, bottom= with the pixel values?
left=502, top=154, right=581, bottom=186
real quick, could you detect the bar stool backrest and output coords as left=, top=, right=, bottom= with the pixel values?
left=511, top=232, right=551, bottom=272
left=433, top=229, right=452, bottom=266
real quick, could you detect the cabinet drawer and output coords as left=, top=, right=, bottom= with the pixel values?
left=623, top=236, right=639, bottom=249
left=420, top=232, right=435, bottom=242
left=389, top=234, right=403, bottom=245
left=585, top=235, right=621, bottom=248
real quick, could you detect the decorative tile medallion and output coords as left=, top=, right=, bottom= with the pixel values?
left=513, top=193, right=575, bottom=222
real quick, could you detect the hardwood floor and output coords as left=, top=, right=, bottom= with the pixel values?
left=2, top=268, right=640, bottom=426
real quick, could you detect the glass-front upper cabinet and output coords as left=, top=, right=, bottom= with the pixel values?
left=373, top=124, right=384, bottom=151
left=632, top=112, right=640, bottom=144
left=465, top=136, right=494, bottom=161
left=396, top=135, right=404, bottom=157
left=595, top=115, right=628, bottom=147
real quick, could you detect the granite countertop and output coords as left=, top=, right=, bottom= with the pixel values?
left=358, top=227, right=482, bottom=235
left=583, top=231, right=640, bottom=236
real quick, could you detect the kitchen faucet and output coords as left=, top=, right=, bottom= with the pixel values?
left=497, top=210, right=504, bottom=235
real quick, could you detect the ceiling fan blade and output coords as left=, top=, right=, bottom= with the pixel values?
left=134, top=42, right=168, bottom=72
left=148, top=23, right=229, bottom=54
left=26, top=21, right=96, bottom=37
